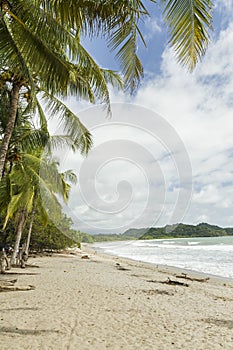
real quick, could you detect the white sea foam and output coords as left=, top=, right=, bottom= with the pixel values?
left=93, top=236, right=233, bottom=279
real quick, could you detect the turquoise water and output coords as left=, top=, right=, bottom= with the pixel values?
left=94, top=236, right=233, bottom=279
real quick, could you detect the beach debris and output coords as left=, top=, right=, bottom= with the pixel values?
left=147, top=277, right=189, bottom=287
left=81, top=255, right=90, bottom=259
left=175, top=273, right=209, bottom=283
left=0, top=284, right=35, bottom=292
left=0, top=278, right=17, bottom=285
left=25, top=264, right=40, bottom=268
left=142, top=289, right=174, bottom=296
left=115, top=263, right=130, bottom=271
left=0, top=278, right=35, bottom=292
left=147, top=279, right=160, bottom=284
left=162, top=278, right=189, bottom=287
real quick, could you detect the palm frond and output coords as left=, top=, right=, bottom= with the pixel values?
left=161, top=0, right=213, bottom=70
left=11, top=129, right=49, bottom=153
left=3, top=185, right=34, bottom=228
left=110, top=22, right=144, bottom=92
left=41, top=92, right=93, bottom=155
left=107, top=12, right=145, bottom=92
left=39, top=0, right=150, bottom=91
left=0, top=174, right=11, bottom=213
left=35, top=96, right=49, bottom=132
left=62, top=170, right=77, bottom=185
left=0, top=19, right=35, bottom=90
left=67, top=42, right=123, bottom=113
left=48, top=135, right=80, bottom=153
left=36, top=196, right=50, bottom=225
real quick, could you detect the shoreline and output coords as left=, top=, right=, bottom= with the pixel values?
left=1, top=247, right=233, bottom=349
left=88, top=243, right=233, bottom=284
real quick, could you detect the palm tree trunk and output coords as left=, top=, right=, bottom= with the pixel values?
left=10, top=209, right=27, bottom=266
left=25, top=201, right=36, bottom=258
left=0, top=81, right=20, bottom=180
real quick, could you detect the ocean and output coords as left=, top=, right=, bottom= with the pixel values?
left=93, top=236, right=233, bottom=279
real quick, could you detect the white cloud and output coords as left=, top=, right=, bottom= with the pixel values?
left=45, top=16, right=233, bottom=233
left=132, top=20, right=233, bottom=228
left=144, top=17, right=162, bottom=41
left=215, top=0, right=233, bottom=11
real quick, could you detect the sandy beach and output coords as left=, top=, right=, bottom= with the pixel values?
left=0, top=246, right=233, bottom=350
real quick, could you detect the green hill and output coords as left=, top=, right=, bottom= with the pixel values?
left=139, top=223, right=229, bottom=240
left=90, top=223, right=233, bottom=242
left=122, top=228, right=150, bottom=238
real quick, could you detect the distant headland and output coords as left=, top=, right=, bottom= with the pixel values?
left=86, top=223, right=233, bottom=243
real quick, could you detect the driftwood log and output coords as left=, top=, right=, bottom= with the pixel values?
left=0, top=278, right=35, bottom=292
left=0, top=285, right=35, bottom=292
left=161, top=278, right=189, bottom=287
left=175, top=273, right=209, bottom=283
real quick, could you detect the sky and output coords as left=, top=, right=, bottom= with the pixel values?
left=43, top=1, right=233, bottom=234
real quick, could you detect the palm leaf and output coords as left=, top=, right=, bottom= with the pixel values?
left=41, top=92, right=93, bottom=155
left=67, top=42, right=123, bottom=113
left=3, top=185, right=34, bottom=228
left=161, top=0, right=213, bottom=70
left=11, top=129, right=49, bottom=153
left=0, top=19, right=36, bottom=90
left=39, top=0, right=150, bottom=91
left=110, top=22, right=144, bottom=91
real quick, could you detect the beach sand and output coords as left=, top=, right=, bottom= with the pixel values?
left=0, top=246, right=233, bottom=350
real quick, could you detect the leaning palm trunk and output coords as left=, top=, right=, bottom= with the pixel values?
left=25, top=201, right=36, bottom=258
left=10, top=209, right=27, bottom=265
left=0, top=81, right=20, bottom=180
left=0, top=249, right=10, bottom=273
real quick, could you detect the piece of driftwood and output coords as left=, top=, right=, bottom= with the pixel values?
left=161, top=278, right=189, bottom=287
left=115, top=263, right=130, bottom=271
left=175, top=273, right=209, bottom=283
left=0, top=278, right=35, bottom=292
left=0, top=284, right=35, bottom=292
left=25, top=264, right=40, bottom=268
left=81, top=255, right=89, bottom=259
left=0, top=279, right=17, bottom=286
left=146, top=279, right=159, bottom=283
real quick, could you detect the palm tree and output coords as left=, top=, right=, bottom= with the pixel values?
left=0, top=95, right=80, bottom=265
left=2, top=150, right=77, bottom=265
left=0, top=0, right=124, bottom=179
left=38, top=0, right=213, bottom=79
left=0, top=69, right=100, bottom=178
left=24, top=168, right=77, bottom=258
left=0, top=1, right=214, bottom=179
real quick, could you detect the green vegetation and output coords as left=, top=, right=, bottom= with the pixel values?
left=0, top=213, right=83, bottom=252
left=90, top=223, right=233, bottom=242
left=139, top=223, right=233, bottom=240
left=0, top=2, right=215, bottom=263
left=92, top=229, right=149, bottom=242
left=90, top=233, right=135, bottom=242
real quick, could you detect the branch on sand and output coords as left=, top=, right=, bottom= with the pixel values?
left=0, top=278, right=35, bottom=292
left=175, top=273, right=209, bottom=283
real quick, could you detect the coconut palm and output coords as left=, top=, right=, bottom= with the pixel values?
left=0, top=0, right=214, bottom=180
left=39, top=0, right=213, bottom=77
left=0, top=95, right=80, bottom=265
left=0, top=69, right=100, bottom=178
left=2, top=150, right=77, bottom=265
left=161, top=0, right=213, bottom=69
left=0, top=0, right=124, bottom=179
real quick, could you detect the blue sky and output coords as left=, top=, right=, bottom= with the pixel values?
left=47, top=1, right=233, bottom=234
left=82, top=1, right=230, bottom=80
